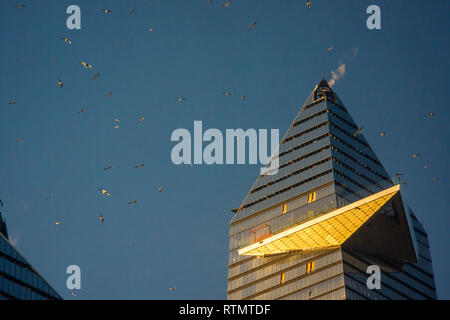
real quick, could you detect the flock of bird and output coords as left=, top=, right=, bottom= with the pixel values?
left=352, top=111, right=439, bottom=183
left=5, top=0, right=441, bottom=297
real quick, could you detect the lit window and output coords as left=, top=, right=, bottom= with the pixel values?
left=306, top=261, right=316, bottom=274
left=307, top=192, right=317, bottom=203
left=282, top=203, right=287, bottom=214
left=280, top=272, right=285, bottom=284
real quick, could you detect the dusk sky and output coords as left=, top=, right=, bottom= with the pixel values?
left=0, top=0, right=449, bottom=299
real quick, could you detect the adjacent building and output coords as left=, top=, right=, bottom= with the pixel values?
left=0, top=212, right=62, bottom=300
left=227, top=79, right=438, bottom=300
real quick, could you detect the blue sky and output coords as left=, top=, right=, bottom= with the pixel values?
left=0, top=0, right=449, bottom=299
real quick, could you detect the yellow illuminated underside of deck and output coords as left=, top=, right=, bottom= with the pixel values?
left=238, top=185, right=400, bottom=256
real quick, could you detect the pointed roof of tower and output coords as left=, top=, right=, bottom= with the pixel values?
left=230, top=79, right=393, bottom=224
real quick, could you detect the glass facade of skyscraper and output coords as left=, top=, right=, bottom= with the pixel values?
left=0, top=215, right=62, bottom=300
left=227, top=80, right=437, bottom=300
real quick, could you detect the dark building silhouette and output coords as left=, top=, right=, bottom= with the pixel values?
left=0, top=212, right=62, bottom=300
left=227, top=79, right=437, bottom=300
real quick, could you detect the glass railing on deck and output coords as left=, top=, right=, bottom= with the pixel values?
left=230, top=194, right=344, bottom=251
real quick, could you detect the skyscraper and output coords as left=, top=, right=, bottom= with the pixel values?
left=227, top=79, right=437, bottom=300
left=0, top=212, right=62, bottom=300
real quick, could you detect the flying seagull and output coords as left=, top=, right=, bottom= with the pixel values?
left=306, top=0, right=311, bottom=9
left=222, top=1, right=231, bottom=8
left=138, top=117, right=144, bottom=124
left=328, top=46, right=336, bottom=51
left=16, top=4, right=26, bottom=8
left=99, top=215, right=104, bottom=223
left=101, top=9, right=112, bottom=14
left=176, top=97, right=186, bottom=102
left=169, top=287, right=175, bottom=291
left=130, top=9, right=135, bottom=14
left=58, top=79, right=63, bottom=88
left=149, top=27, right=155, bottom=32
left=98, top=188, right=111, bottom=196
left=128, top=200, right=138, bottom=205
left=248, top=22, right=257, bottom=31
left=427, top=112, right=436, bottom=117
left=104, top=166, right=112, bottom=171
left=380, top=132, right=388, bottom=136
left=158, top=187, right=164, bottom=192
left=61, top=37, right=72, bottom=45
left=223, top=91, right=232, bottom=96
left=106, top=91, right=112, bottom=98
left=16, top=138, right=23, bottom=143
left=411, top=153, right=421, bottom=158
left=9, top=100, right=16, bottom=105
left=353, top=127, right=363, bottom=137
left=135, top=163, right=145, bottom=168
left=77, top=109, right=84, bottom=114
left=93, top=73, right=100, bottom=80
left=80, top=61, right=93, bottom=69
left=242, top=96, right=246, bottom=101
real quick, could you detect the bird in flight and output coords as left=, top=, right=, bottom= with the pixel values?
left=77, top=109, right=84, bottom=114
left=57, top=79, right=63, bottom=88
left=222, top=1, right=231, bottom=8
left=380, top=132, right=388, bottom=136
left=104, top=166, right=112, bottom=171
left=248, top=22, right=257, bottom=31
left=176, top=97, right=186, bottom=102
left=130, top=9, right=135, bottom=14
left=128, top=200, right=138, bottom=205
left=223, top=91, right=232, bottom=96
left=149, top=27, right=155, bottom=32
left=158, top=187, right=164, bottom=192
left=101, top=9, right=112, bottom=14
left=47, top=197, right=55, bottom=202
left=80, top=61, right=93, bottom=69
left=135, top=163, right=145, bottom=168
left=98, top=188, right=111, bottom=196
left=424, top=165, right=429, bottom=169
left=55, top=221, right=61, bottom=225
left=427, top=112, right=436, bottom=118
left=106, top=91, right=112, bottom=98
left=8, top=100, right=16, bottom=105
left=242, top=96, right=246, bottom=101
left=353, top=127, right=363, bottom=137
left=61, top=37, right=72, bottom=45
left=411, top=153, right=421, bottom=158
left=138, top=117, right=145, bottom=124
left=93, top=73, right=100, bottom=80
left=169, top=287, right=175, bottom=291
left=328, top=46, right=336, bottom=51
left=99, top=215, right=104, bottom=223
left=16, top=138, right=23, bottom=143
left=432, top=177, right=439, bottom=182
left=306, top=0, right=311, bottom=9
left=16, top=4, right=26, bottom=8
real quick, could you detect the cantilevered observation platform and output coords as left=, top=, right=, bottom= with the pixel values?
left=238, top=184, right=418, bottom=264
